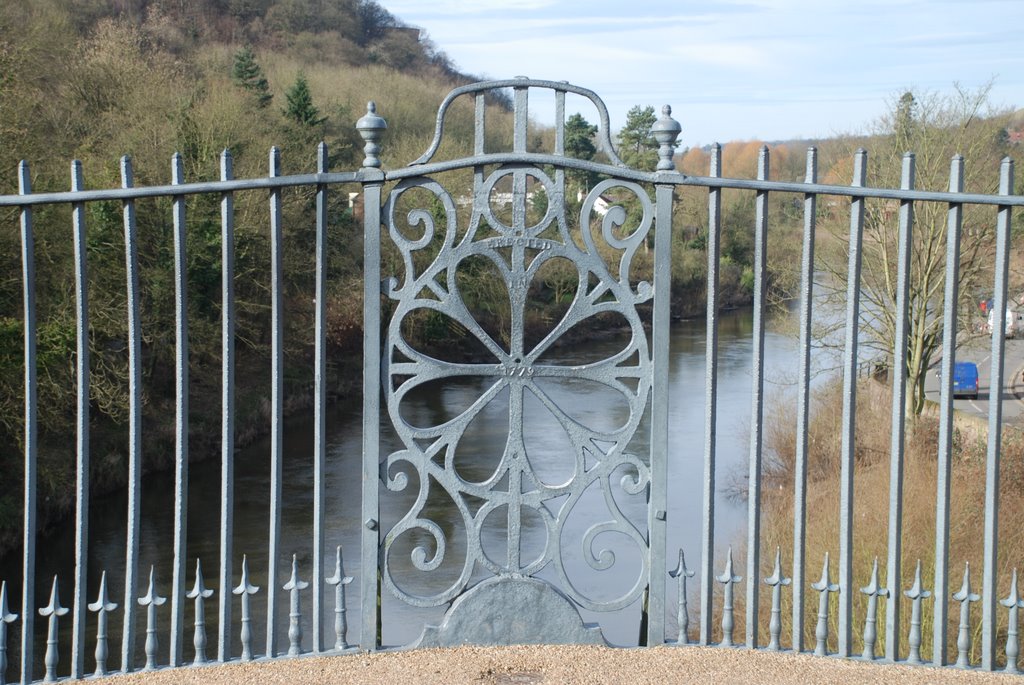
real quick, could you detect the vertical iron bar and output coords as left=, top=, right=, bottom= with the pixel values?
left=513, top=83, right=528, bottom=153
left=699, top=144, right=722, bottom=646
left=360, top=174, right=383, bottom=650
left=217, top=150, right=235, bottom=662
left=312, top=142, right=329, bottom=653
left=885, top=153, right=915, bottom=662
left=745, top=146, right=769, bottom=649
left=121, top=157, right=144, bottom=674
left=933, top=155, right=964, bottom=666
left=553, top=90, right=565, bottom=191
left=356, top=103, right=386, bottom=652
left=70, top=160, right=90, bottom=680
left=554, top=89, right=565, bottom=156
left=648, top=181, right=673, bottom=646
left=266, top=147, right=283, bottom=658
left=474, top=94, right=485, bottom=157
left=981, top=158, right=1015, bottom=670
left=169, top=152, right=189, bottom=668
left=838, top=149, right=867, bottom=657
left=19, top=161, right=37, bottom=685
left=792, top=147, right=817, bottom=653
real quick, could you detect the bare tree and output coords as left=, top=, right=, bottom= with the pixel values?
left=820, top=83, right=1012, bottom=415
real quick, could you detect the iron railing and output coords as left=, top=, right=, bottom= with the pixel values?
left=0, top=78, right=1022, bottom=683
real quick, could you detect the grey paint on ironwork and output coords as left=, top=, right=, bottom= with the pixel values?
left=791, top=146, right=817, bottom=655
left=764, top=548, right=790, bottom=652
left=812, top=553, right=839, bottom=657
left=904, top=559, right=931, bottom=665
left=70, top=160, right=90, bottom=681
left=838, top=149, right=867, bottom=658
left=38, top=578, right=67, bottom=683
left=413, top=577, right=605, bottom=647
left=120, top=156, right=144, bottom=675
left=1001, top=569, right=1022, bottom=674
left=699, top=144, right=722, bottom=648
left=982, top=158, right=1015, bottom=669
left=233, top=556, right=259, bottom=662
left=884, top=153, right=914, bottom=664
left=169, top=152, right=190, bottom=669
left=1, top=77, right=1023, bottom=682
left=325, top=546, right=354, bottom=651
left=312, top=142, right=329, bottom=654
left=745, top=146, right=769, bottom=649
left=933, top=154, right=965, bottom=666
left=138, top=567, right=166, bottom=672
left=266, top=147, right=284, bottom=659
left=187, top=560, right=214, bottom=665
left=87, top=572, right=116, bottom=677
left=670, top=550, right=695, bottom=645
left=1, top=582, right=18, bottom=685
left=18, top=160, right=37, bottom=685
left=217, top=150, right=236, bottom=664
left=716, top=547, right=741, bottom=647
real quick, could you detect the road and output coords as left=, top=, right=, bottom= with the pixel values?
left=922, top=335, right=1024, bottom=423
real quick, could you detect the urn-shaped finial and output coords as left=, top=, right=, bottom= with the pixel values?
left=651, top=104, right=681, bottom=172
left=356, top=101, right=388, bottom=169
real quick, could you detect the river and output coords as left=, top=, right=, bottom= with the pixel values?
left=1, top=306, right=829, bottom=674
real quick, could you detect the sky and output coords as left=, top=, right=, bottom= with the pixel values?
left=378, top=0, right=1024, bottom=147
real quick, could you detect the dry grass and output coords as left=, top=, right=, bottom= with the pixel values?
left=737, top=377, right=1024, bottom=666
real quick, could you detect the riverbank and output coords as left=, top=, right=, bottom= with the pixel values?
left=101, top=644, right=1021, bottom=684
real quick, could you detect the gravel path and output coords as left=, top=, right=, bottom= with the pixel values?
left=101, top=645, right=1022, bottom=684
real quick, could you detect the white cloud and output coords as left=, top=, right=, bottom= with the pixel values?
left=378, top=0, right=1024, bottom=144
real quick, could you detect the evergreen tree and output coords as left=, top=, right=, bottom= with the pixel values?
left=564, top=112, right=598, bottom=192
left=618, top=105, right=659, bottom=171
left=565, top=113, right=597, bottom=159
left=232, top=46, right=272, bottom=108
left=283, top=74, right=326, bottom=127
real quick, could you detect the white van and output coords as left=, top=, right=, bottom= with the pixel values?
left=987, top=307, right=1019, bottom=338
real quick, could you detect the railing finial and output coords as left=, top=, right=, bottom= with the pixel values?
left=326, top=545, right=354, bottom=651
left=87, top=571, right=117, bottom=677
left=138, top=567, right=166, bottom=672
left=283, top=555, right=309, bottom=657
left=356, top=101, right=387, bottom=169
left=669, top=549, right=694, bottom=645
left=652, top=105, right=681, bottom=172
left=715, top=546, right=742, bottom=647
left=903, top=559, right=931, bottom=664
left=187, top=559, right=214, bottom=665
left=0, top=580, right=18, bottom=685
left=811, top=552, right=839, bottom=656
left=38, top=576, right=68, bottom=683
left=232, top=555, right=260, bottom=662
left=859, top=557, right=888, bottom=660
left=1001, top=568, right=1022, bottom=673
left=763, top=547, right=791, bottom=651
left=953, top=562, right=980, bottom=668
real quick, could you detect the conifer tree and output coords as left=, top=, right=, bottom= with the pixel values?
left=283, top=74, right=326, bottom=127
left=618, top=105, right=659, bottom=171
left=564, top=112, right=598, bottom=192
left=232, top=45, right=272, bottom=108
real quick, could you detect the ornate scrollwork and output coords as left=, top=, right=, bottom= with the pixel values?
left=381, top=165, right=655, bottom=612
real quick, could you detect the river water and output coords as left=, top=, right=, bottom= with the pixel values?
left=1, top=306, right=827, bottom=674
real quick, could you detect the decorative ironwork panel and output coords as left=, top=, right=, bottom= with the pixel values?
left=380, top=161, right=656, bottom=633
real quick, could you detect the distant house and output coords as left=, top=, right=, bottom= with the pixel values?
left=577, top=190, right=612, bottom=216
